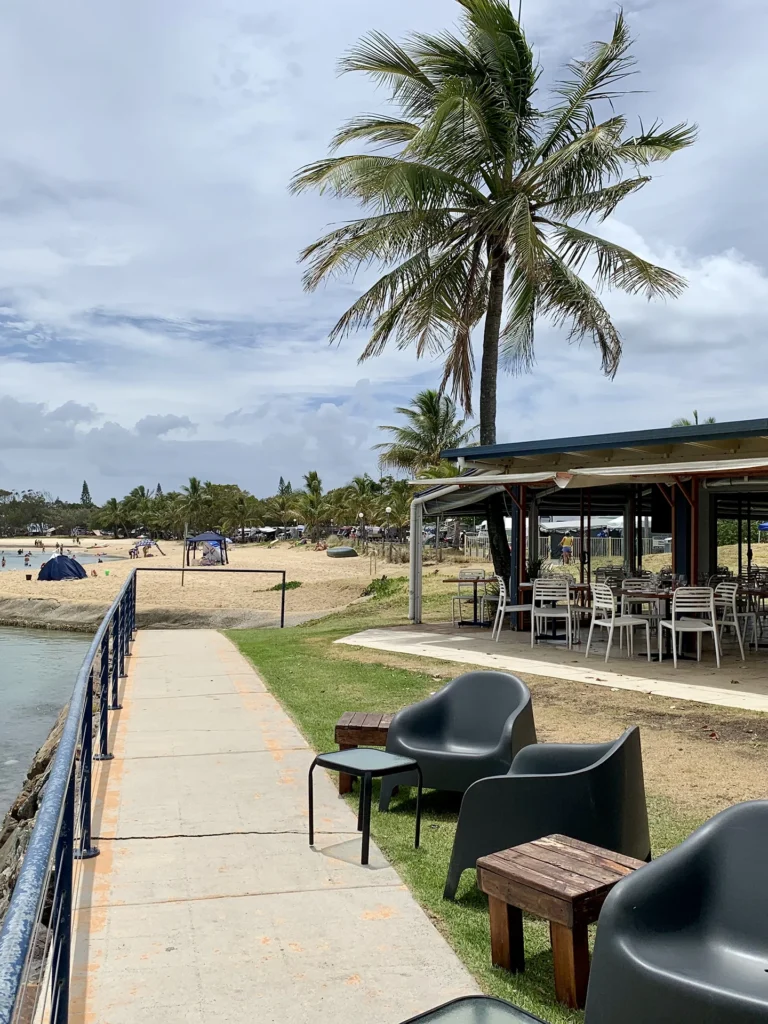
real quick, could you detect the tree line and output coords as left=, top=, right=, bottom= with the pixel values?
left=0, top=390, right=472, bottom=540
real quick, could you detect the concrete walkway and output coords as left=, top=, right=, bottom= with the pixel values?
left=336, top=627, right=768, bottom=713
left=71, top=630, right=477, bottom=1024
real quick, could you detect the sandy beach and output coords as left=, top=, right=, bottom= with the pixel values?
left=0, top=538, right=382, bottom=628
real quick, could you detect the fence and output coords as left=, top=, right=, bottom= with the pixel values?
left=0, top=566, right=288, bottom=1024
left=462, top=534, right=671, bottom=562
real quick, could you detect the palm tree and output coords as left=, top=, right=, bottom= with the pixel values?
left=94, top=497, right=127, bottom=538
left=376, top=389, right=476, bottom=474
left=672, top=410, right=716, bottom=427
left=179, top=477, right=210, bottom=533
left=303, top=470, right=323, bottom=496
left=291, top=1, right=694, bottom=575
left=264, top=490, right=297, bottom=532
left=223, top=492, right=262, bottom=540
left=295, top=489, right=328, bottom=542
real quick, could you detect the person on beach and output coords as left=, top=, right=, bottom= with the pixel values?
left=1, top=557, right=5, bottom=567
left=561, top=534, right=573, bottom=564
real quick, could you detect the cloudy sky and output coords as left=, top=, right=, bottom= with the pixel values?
left=0, top=0, right=766, bottom=502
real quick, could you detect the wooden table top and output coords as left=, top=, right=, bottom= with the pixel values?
left=477, top=834, right=645, bottom=928
left=335, top=711, right=393, bottom=746
left=442, top=577, right=487, bottom=585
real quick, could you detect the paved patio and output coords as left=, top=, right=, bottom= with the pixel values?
left=335, top=624, right=768, bottom=713
left=70, top=629, right=477, bottom=1024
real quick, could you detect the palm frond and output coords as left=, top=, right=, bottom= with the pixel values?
left=331, top=115, right=420, bottom=152
left=552, top=224, right=686, bottom=299
left=617, top=121, right=698, bottom=165
left=537, top=11, right=635, bottom=158
left=539, top=176, right=650, bottom=222
left=338, top=31, right=437, bottom=121
left=538, top=248, right=623, bottom=376
left=500, top=267, right=537, bottom=373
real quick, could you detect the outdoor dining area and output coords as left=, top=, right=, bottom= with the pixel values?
left=409, top=418, right=768, bottom=675
left=446, top=564, right=768, bottom=667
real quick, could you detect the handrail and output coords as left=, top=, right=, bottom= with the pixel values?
left=0, top=569, right=137, bottom=1024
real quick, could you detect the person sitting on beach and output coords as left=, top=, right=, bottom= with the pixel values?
left=90, top=569, right=98, bottom=577
left=1, top=557, right=5, bottom=567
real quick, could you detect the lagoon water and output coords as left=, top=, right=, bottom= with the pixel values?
left=0, top=548, right=112, bottom=573
left=0, top=627, right=91, bottom=816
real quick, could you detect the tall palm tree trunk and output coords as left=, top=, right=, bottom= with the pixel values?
left=481, top=251, right=512, bottom=582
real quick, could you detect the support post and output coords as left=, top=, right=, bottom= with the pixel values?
left=408, top=499, right=423, bottom=623
left=51, top=771, right=75, bottom=1024
left=280, top=571, right=286, bottom=628
left=74, top=670, right=99, bottom=860
left=109, top=609, right=122, bottom=711
left=118, top=594, right=126, bottom=678
left=94, top=632, right=112, bottom=761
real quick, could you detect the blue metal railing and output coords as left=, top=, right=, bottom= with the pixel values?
left=0, top=571, right=137, bottom=1024
left=0, top=563, right=287, bottom=1024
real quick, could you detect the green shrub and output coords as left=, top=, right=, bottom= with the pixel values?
left=269, top=580, right=302, bottom=591
left=362, top=575, right=408, bottom=599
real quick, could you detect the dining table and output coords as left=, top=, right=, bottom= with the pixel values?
left=443, top=577, right=490, bottom=627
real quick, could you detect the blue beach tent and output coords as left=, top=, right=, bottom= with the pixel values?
left=37, top=554, right=87, bottom=581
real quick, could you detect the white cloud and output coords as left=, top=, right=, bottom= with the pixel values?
left=0, top=0, right=766, bottom=499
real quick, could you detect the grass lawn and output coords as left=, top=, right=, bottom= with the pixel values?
left=228, top=582, right=764, bottom=1023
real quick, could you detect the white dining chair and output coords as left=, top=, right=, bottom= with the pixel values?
left=531, top=577, right=574, bottom=648
left=714, top=581, right=756, bottom=659
left=585, top=583, right=652, bottom=663
left=451, top=569, right=486, bottom=625
left=620, top=577, right=661, bottom=644
left=487, top=576, right=533, bottom=641
left=659, top=587, right=721, bottom=668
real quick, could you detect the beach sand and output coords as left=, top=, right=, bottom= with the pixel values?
left=0, top=538, right=381, bottom=627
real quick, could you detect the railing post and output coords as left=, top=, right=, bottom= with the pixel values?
left=74, top=670, right=99, bottom=860
left=51, top=770, right=75, bottom=1024
left=132, top=572, right=137, bottom=638
left=93, top=632, right=113, bottom=761
left=118, top=593, right=127, bottom=678
left=280, top=571, right=286, bottom=628
left=109, top=608, right=122, bottom=711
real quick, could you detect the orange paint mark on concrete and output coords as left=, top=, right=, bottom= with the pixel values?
left=260, top=936, right=272, bottom=945
left=265, top=737, right=284, bottom=762
left=362, top=905, right=396, bottom=921
left=278, top=768, right=297, bottom=786
left=345, top=975, right=362, bottom=986
left=288, top=942, right=303, bottom=953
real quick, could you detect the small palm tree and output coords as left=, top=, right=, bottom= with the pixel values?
left=180, top=477, right=211, bottom=532
left=376, top=389, right=476, bottom=474
left=264, top=491, right=297, bottom=532
left=303, top=471, right=323, bottom=496
left=94, top=497, right=127, bottom=538
left=672, top=410, right=716, bottom=427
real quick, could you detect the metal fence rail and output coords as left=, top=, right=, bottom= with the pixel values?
left=0, top=565, right=287, bottom=1023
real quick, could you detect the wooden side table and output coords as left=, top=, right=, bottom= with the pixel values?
left=477, top=834, right=645, bottom=1009
left=334, top=712, right=393, bottom=794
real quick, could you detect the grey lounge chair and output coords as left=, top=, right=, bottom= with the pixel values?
left=444, top=726, right=650, bottom=900
left=586, top=800, right=768, bottom=1024
left=379, top=671, right=536, bottom=812
left=398, top=995, right=546, bottom=1022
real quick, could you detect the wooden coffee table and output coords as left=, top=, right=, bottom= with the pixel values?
left=477, top=834, right=646, bottom=1009
left=334, top=712, right=393, bottom=794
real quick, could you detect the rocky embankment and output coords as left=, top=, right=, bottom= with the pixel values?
left=0, top=707, right=67, bottom=923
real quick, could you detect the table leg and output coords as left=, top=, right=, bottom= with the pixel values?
left=360, top=772, right=372, bottom=866
left=550, top=921, right=589, bottom=1009
left=338, top=743, right=356, bottom=795
left=488, top=898, right=525, bottom=974
left=308, top=760, right=316, bottom=847
left=414, top=765, right=423, bottom=849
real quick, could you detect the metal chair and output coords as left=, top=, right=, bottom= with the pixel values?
left=620, top=577, right=661, bottom=637
left=531, top=577, right=574, bottom=648
left=486, top=576, right=532, bottom=641
left=451, top=569, right=486, bottom=625
left=586, top=583, right=652, bottom=662
left=659, top=586, right=721, bottom=668
left=714, top=580, right=756, bottom=659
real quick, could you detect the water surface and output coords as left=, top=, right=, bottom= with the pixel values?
left=0, top=627, right=91, bottom=816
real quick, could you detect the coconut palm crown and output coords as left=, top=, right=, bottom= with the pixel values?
left=291, top=0, right=696, bottom=448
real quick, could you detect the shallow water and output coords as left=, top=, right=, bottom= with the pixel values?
left=0, top=548, right=115, bottom=573
left=0, top=627, right=91, bottom=816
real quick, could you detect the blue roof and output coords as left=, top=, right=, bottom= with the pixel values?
left=442, top=418, right=768, bottom=461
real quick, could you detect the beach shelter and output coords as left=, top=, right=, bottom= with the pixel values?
left=185, top=531, right=229, bottom=565
left=37, top=554, right=87, bottom=581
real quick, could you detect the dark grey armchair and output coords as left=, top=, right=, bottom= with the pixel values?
left=585, top=800, right=768, bottom=1024
left=444, top=726, right=650, bottom=899
left=398, top=995, right=546, bottom=1022
left=379, top=671, right=536, bottom=812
